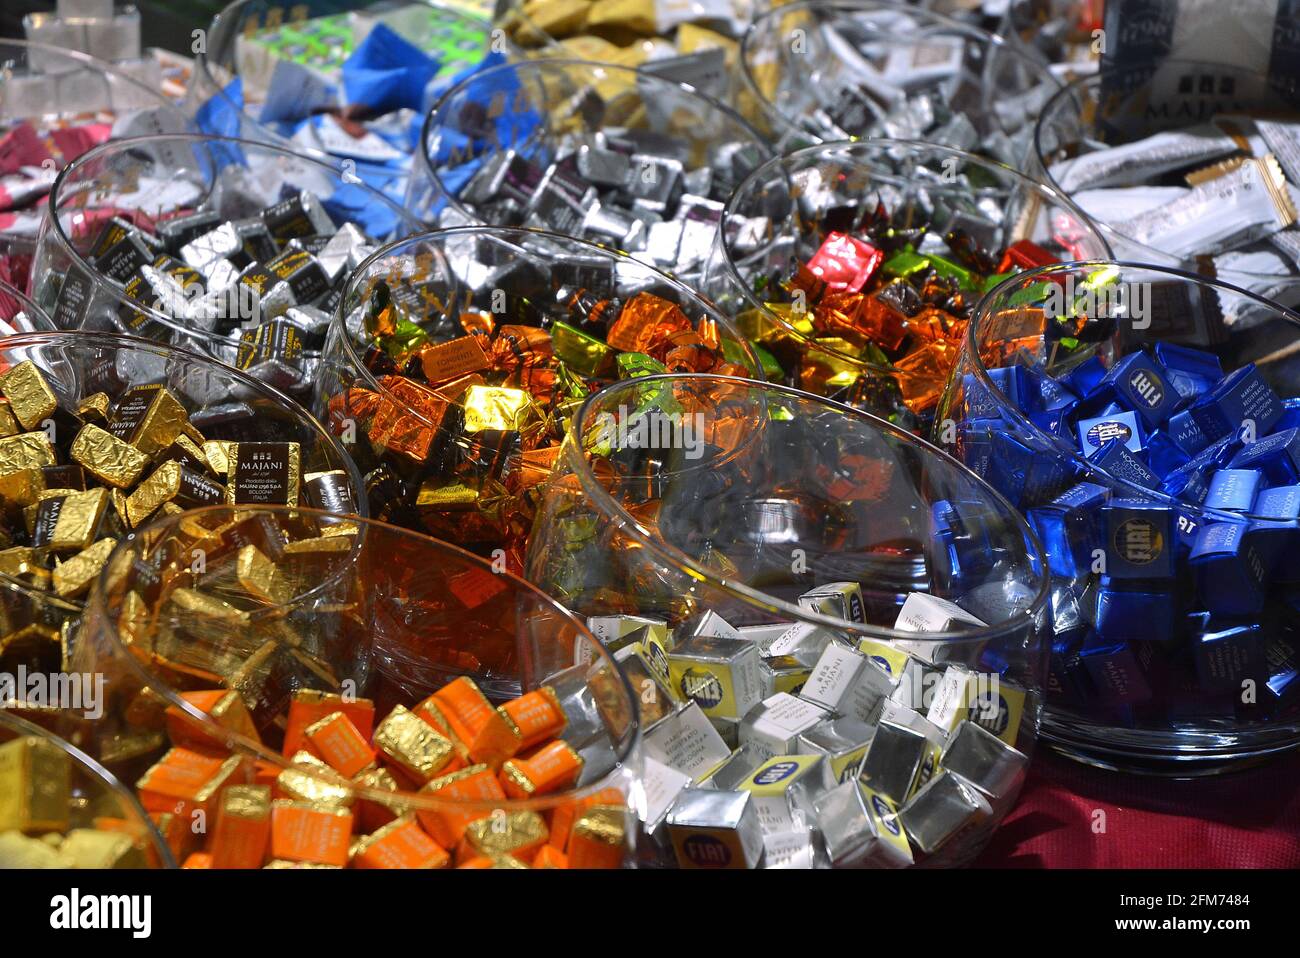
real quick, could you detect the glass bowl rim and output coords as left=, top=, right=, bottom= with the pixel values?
left=0, top=709, right=179, bottom=868
left=87, top=503, right=644, bottom=816
left=1032, top=58, right=1300, bottom=282
left=417, top=55, right=776, bottom=229
left=44, top=132, right=424, bottom=355
left=561, top=370, right=1053, bottom=643
left=715, top=135, right=1115, bottom=371
left=737, top=0, right=1063, bottom=142
left=331, top=222, right=765, bottom=432
left=963, top=258, right=1300, bottom=520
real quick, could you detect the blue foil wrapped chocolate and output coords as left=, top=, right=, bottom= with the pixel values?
left=1227, top=428, right=1300, bottom=485
left=1028, top=482, right=1107, bottom=579
left=1189, top=522, right=1269, bottom=617
left=1087, top=437, right=1160, bottom=490
left=1078, top=634, right=1154, bottom=706
left=1096, top=578, right=1179, bottom=643
left=1102, top=498, right=1177, bottom=579
left=1098, top=351, right=1180, bottom=430
left=1189, top=365, right=1284, bottom=444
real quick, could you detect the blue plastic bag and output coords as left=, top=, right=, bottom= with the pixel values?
left=342, top=23, right=441, bottom=117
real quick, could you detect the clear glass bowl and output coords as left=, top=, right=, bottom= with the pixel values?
left=189, top=0, right=502, bottom=202
left=31, top=133, right=423, bottom=406
left=1034, top=60, right=1300, bottom=320
left=409, top=57, right=770, bottom=282
left=700, top=139, right=1111, bottom=431
left=0, top=331, right=362, bottom=633
left=936, top=261, right=1300, bottom=773
left=0, top=39, right=190, bottom=241
left=71, top=505, right=641, bottom=869
left=739, top=0, right=1060, bottom=155
left=527, top=372, right=1050, bottom=867
left=0, top=710, right=176, bottom=868
left=313, top=224, right=760, bottom=563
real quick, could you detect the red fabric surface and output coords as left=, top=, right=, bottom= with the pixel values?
left=976, top=750, right=1300, bottom=868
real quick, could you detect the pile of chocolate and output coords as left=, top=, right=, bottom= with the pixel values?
left=0, top=358, right=355, bottom=625
left=752, top=197, right=1067, bottom=420
left=962, top=340, right=1300, bottom=721
left=48, top=190, right=380, bottom=400
left=325, top=232, right=750, bottom=561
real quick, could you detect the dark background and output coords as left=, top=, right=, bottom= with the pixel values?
left=1, top=1, right=219, bottom=52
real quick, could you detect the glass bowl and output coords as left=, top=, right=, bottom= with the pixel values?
left=0, top=38, right=190, bottom=241
left=527, top=372, right=1050, bottom=867
left=71, top=504, right=641, bottom=869
left=189, top=0, right=504, bottom=203
left=739, top=0, right=1060, bottom=155
left=314, top=224, right=760, bottom=565
left=0, top=331, right=363, bottom=646
left=409, top=57, right=771, bottom=282
left=700, top=138, right=1111, bottom=431
left=936, top=261, right=1300, bottom=773
left=1034, top=60, right=1300, bottom=321
left=31, top=133, right=423, bottom=406
left=0, top=710, right=176, bottom=868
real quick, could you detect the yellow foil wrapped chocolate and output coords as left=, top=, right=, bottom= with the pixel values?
left=109, top=385, right=189, bottom=458
left=49, top=488, right=110, bottom=552
left=70, top=424, right=149, bottom=489
left=0, top=361, right=58, bottom=431
left=0, top=433, right=56, bottom=476
left=462, top=385, right=534, bottom=433
left=0, top=735, right=72, bottom=833
left=52, top=538, right=116, bottom=598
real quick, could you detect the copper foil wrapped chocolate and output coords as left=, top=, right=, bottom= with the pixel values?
left=315, top=226, right=758, bottom=562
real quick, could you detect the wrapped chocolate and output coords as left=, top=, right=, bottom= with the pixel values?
left=0, top=333, right=361, bottom=650
left=619, top=580, right=1025, bottom=868
left=0, top=38, right=188, bottom=239
left=413, top=59, right=770, bottom=280
left=938, top=260, right=1300, bottom=769
left=701, top=139, right=1109, bottom=430
left=497, top=0, right=748, bottom=100
left=528, top=374, right=1049, bottom=866
left=31, top=134, right=422, bottom=405
left=314, top=225, right=758, bottom=562
left=739, top=1, right=1060, bottom=156
left=72, top=504, right=641, bottom=869
left=0, top=711, right=173, bottom=868
left=189, top=0, right=501, bottom=204
left=1037, top=61, right=1300, bottom=327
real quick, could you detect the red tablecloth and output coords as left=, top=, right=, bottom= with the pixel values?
left=976, top=750, right=1300, bottom=868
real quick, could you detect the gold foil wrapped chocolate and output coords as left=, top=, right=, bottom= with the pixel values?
left=52, top=538, right=116, bottom=598
left=125, top=460, right=226, bottom=528
left=0, top=433, right=56, bottom=475
left=0, top=361, right=58, bottom=431
left=108, top=385, right=190, bottom=459
left=0, top=734, right=72, bottom=832
left=48, top=487, right=110, bottom=552
left=70, top=425, right=149, bottom=489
